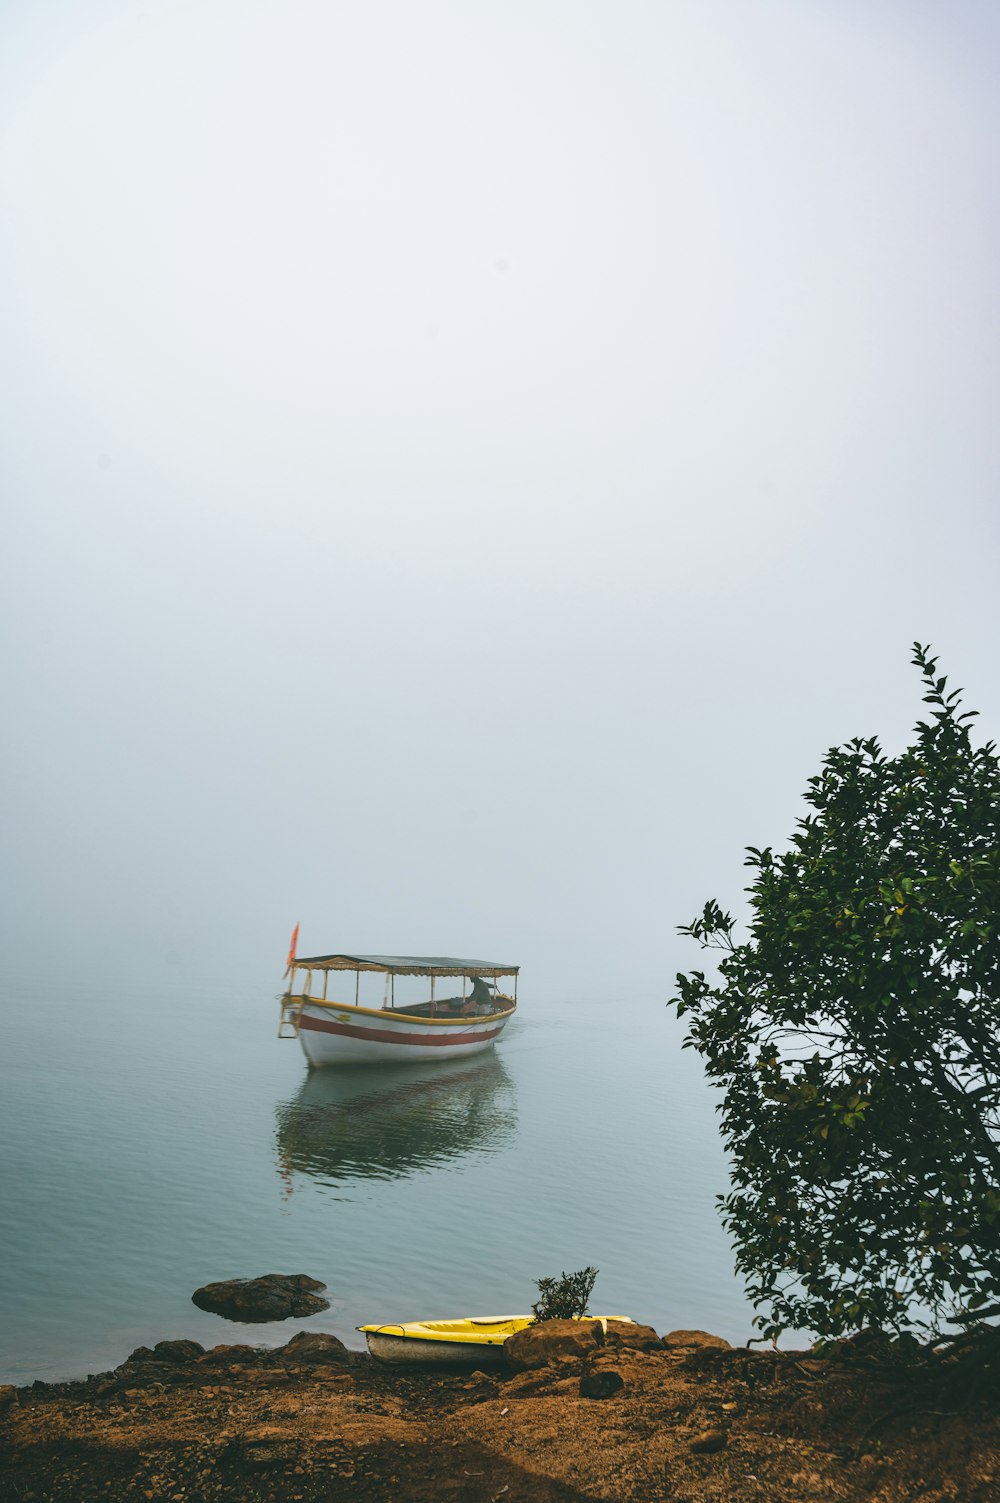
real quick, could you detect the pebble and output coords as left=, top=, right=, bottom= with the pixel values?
left=689, top=1429, right=727, bottom=1454
left=579, top=1369, right=625, bottom=1399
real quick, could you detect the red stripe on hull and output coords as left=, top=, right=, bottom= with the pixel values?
left=298, top=1014, right=507, bottom=1048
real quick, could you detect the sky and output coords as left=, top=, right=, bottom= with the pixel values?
left=1, top=0, right=998, bottom=998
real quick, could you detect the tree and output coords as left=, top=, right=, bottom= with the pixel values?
left=671, top=644, right=1000, bottom=1341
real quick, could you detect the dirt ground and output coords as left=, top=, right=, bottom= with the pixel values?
left=2, top=1325, right=999, bottom=1503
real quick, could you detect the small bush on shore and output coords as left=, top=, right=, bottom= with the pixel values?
left=532, top=1266, right=599, bottom=1321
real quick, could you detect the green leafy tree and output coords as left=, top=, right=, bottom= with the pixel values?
left=672, top=645, right=1000, bottom=1340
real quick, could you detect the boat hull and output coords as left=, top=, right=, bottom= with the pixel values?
left=364, top=1331, right=511, bottom=1366
left=295, top=999, right=516, bottom=1067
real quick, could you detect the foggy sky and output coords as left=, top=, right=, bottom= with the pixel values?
left=2, top=0, right=999, bottom=997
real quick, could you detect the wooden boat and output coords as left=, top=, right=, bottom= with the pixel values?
left=358, top=1315, right=633, bottom=1366
left=278, top=951, right=519, bottom=1067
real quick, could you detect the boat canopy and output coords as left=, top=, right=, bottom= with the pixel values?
left=291, top=953, right=519, bottom=979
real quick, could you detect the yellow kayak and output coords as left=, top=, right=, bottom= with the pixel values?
left=358, top=1314, right=632, bottom=1365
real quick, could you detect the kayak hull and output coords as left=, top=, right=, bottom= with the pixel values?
left=364, top=1331, right=512, bottom=1366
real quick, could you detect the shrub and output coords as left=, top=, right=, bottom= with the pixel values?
left=532, top=1266, right=599, bottom=1321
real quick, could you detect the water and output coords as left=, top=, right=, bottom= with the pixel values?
left=0, top=970, right=754, bottom=1383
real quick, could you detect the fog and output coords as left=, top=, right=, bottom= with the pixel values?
left=2, top=0, right=998, bottom=999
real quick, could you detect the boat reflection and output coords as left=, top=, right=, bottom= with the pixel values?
left=274, top=1053, right=517, bottom=1189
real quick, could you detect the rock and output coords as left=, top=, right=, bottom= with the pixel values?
left=789, top=1468, right=826, bottom=1494
left=501, top=1368, right=558, bottom=1398
left=829, top=1329, right=902, bottom=1364
left=124, top=1346, right=156, bottom=1364
left=198, top=1344, right=265, bottom=1365
left=662, top=1330, right=731, bottom=1351
left=191, top=1273, right=329, bottom=1322
left=152, top=1340, right=205, bottom=1364
left=0, top=1384, right=17, bottom=1412
left=689, top=1429, right=727, bottom=1453
left=504, top=1319, right=604, bottom=1372
left=604, top=1320, right=662, bottom=1352
left=276, top=1331, right=349, bottom=1365
left=579, top=1368, right=625, bottom=1398
left=221, top=1437, right=300, bottom=1470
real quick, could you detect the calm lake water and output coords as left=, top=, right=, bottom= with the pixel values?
left=0, top=970, right=754, bottom=1383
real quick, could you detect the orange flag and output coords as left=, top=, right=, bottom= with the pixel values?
left=285, top=923, right=300, bottom=976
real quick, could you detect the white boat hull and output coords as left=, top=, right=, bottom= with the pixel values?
left=364, top=1331, right=511, bottom=1366
left=294, top=999, right=516, bottom=1067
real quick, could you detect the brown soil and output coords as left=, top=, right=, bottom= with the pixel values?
left=2, top=1329, right=999, bottom=1503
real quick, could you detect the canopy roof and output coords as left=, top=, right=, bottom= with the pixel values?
left=292, top=953, right=519, bottom=978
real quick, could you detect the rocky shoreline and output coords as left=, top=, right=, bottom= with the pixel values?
left=1, top=1320, right=998, bottom=1501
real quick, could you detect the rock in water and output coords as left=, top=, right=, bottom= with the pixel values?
left=191, top=1274, right=329, bottom=1322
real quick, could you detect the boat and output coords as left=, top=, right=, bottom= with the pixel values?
left=358, top=1315, right=634, bottom=1366
left=278, top=949, right=519, bottom=1067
